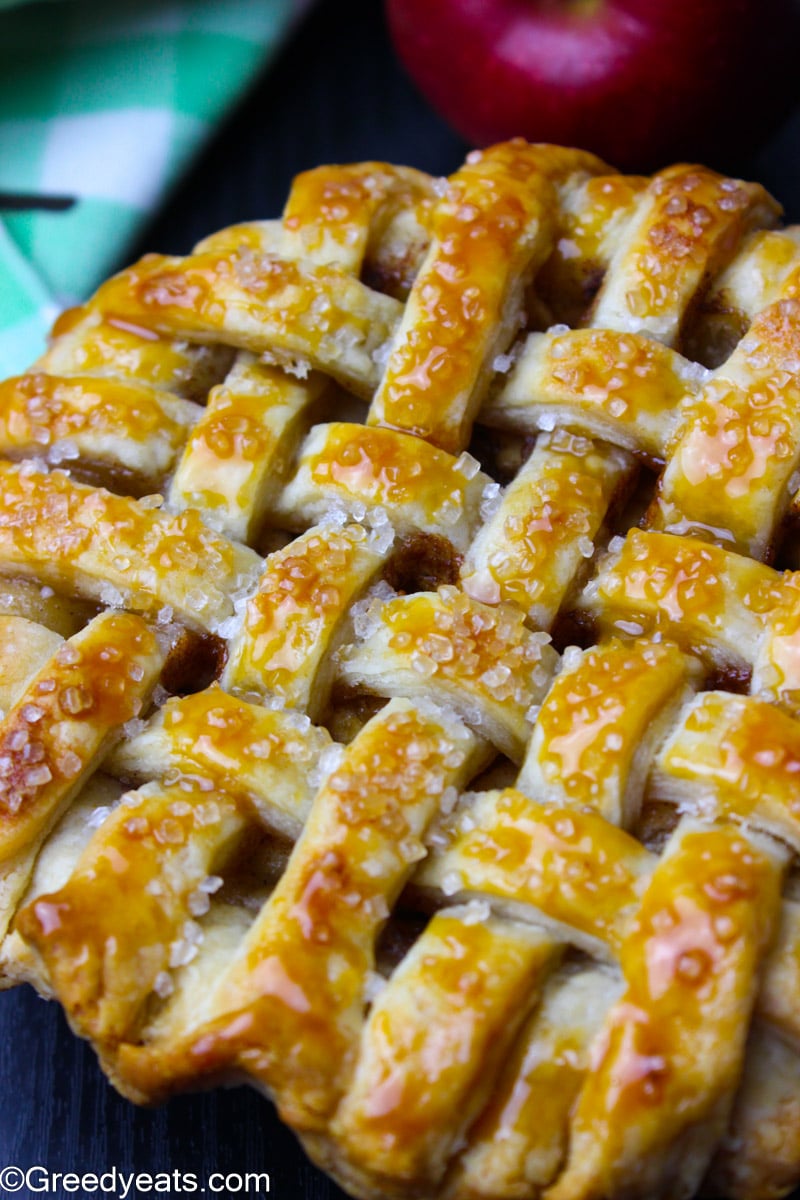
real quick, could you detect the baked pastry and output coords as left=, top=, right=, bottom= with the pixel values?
left=3, top=139, right=800, bottom=1200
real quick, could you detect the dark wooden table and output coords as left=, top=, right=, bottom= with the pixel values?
left=2, top=1, right=800, bottom=1196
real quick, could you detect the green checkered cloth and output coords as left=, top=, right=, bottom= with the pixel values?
left=0, top=0, right=310, bottom=376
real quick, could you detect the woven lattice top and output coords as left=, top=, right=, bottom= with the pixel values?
left=3, top=140, right=800, bottom=1200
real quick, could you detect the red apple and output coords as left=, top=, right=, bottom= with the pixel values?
left=385, top=0, right=800, bottom=170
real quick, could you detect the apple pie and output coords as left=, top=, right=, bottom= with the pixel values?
left=4, top=139, right=800, bottom=1199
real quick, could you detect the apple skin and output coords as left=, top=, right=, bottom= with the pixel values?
left=386, top=0, right=800, bottom=170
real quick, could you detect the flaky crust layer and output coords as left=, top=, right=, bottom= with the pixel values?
left=2, top=142, right=800, bottom=1200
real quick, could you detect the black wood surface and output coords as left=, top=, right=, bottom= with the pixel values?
left=2, top=1, right=800, bottom=1197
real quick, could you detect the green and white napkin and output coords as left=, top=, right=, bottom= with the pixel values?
left=0, top=0, right=310, bottom=375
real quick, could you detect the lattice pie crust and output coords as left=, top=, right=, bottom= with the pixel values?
left=4, top=141, right=800, bottom=1199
